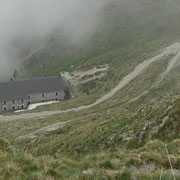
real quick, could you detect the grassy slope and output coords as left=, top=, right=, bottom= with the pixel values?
left=0, top=97, right=180, bottom=179
left=17, top=0, right=180, bottom=114
left=1, top=56, right=180, bottom=179
left=0, top=139, right=179, bottom=180
left=1, top=0, right=180, bottom=179
left=1, top=59, right=180, bottom=155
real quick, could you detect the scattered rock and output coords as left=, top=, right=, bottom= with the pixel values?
left=109, top=135, right=115, bottom=140
left=55, top=153, right=60, bottom=158
left=169, top=154, right=175, bottom=159
left=124, top=108, right=129, bottom=112
left=106, top=110, right=111, bottom=115
left=8, top=145, right=15, bottom=151
left=82, top=168, right=94, bottom=175
left=124, top=137, right=132, bottom=141
left=174, top=170, right=180, bottom=176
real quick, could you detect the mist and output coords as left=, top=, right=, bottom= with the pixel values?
left=0, top=0, right=110, bottom=81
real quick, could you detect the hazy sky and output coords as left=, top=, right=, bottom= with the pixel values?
left=0, top=0, right=109, bottom=80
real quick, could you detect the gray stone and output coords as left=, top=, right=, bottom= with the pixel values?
left=55, top=153, right=60, bottom=158
left=169, top=154, right=175, bottom=159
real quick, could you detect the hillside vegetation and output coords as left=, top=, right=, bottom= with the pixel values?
left=0, top=138, right=179, bottom=179
left=0, top=96, right=180, bottom=179
left=0, top=0, right=180, bottom=179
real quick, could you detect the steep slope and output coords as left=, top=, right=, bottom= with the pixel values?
left=0, top=1, right=180, bottom=179
left=0, top=138, right=179, bottom=179
left=21, top=0, right=180, bottom=78
left=1, top=0, right=179, bottom=156
left=1, top=42, right=180, bottom=121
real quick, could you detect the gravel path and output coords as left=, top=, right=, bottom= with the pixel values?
left=158, top=43, right=180, bottom=84
left=1, top=43, right=180, bottom=122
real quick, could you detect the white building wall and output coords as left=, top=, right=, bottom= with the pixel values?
left=0, top=99, right=28, bottom=113
left=0, top=90, right=65, bottom=113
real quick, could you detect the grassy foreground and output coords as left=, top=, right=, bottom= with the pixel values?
left=0, top=94, right=179, bottom=179
left=0, top=138, right=179, bottom=180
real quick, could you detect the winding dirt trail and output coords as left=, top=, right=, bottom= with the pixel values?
left=1, top=43, right=180, bottom=122
left=158, top=45, right=180, bottom=84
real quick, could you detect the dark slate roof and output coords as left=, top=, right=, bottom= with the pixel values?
left=0, top=75, right=67, bottom=101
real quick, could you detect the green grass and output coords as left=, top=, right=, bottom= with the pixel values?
left=1, top=63, right=180, bottom=179
left=1, top=1, right=180, bottom=179
left=0, top=138, right=179, bottom=180
left=1, top=56, right=180, bottom=156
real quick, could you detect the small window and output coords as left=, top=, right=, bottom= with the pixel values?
left=17, top=105, right=20, bottom=109
left=4, top=101, right=6, bottom=105
left=3, top=107, right=7, bottom=111
left=42, top=100, right=45, bottom=102
left=55, top=92, right=58, bottom=96
left=12, top=106, right=15, bottom=110
left=21, top=99, right=24, bottom=103
left=42, top=93, right=45, bottom=97
left=12, top=100, right=15, bottom=104
left=55, top=98, right=58, bottom=101
left=27, top=95, right=31, bottom=99
left=21, top=105, right=24, bottom=109
left=28, top=101, right=31, bottom=105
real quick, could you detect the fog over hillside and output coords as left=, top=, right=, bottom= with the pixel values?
left=1, top=0, right=179, bottom=81
left=0, top=0, right=109, bottom=80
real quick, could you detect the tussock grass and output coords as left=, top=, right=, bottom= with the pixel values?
left=0, top=139, right=179, bottom=179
